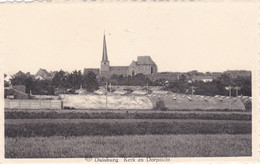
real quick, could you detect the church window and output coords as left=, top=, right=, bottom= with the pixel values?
left=151, top=66, right=153, bottom=74
left=132, top=70, right=135, bottom=76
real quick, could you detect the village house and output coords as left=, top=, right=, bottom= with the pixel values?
left=35, top=68, right=57, bottom=80
left=224, top=70, right=251, bottom=78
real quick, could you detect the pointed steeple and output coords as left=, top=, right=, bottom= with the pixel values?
left=102, top=34, right=109, bottom=62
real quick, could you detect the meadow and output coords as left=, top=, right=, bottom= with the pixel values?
left=5, top=134, right=251, bottom=158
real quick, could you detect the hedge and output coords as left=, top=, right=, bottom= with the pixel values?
left=5, top=111, right=251, bottom=120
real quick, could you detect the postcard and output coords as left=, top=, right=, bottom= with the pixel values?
left=0, top=1, right=259, bottom=163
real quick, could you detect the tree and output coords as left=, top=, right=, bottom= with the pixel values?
left=52, top=70, right=67, bottom=88
left=164, top=80, right=189, bottom=93
left=10, top=74, right=35, bottom=94
left=128, top=74, right=152, bottom=86
left=4, top=80, right=9, bottom=87
left=83, top=71, right=99, bottom=92
left=179, top=74, right=187, bottom=82
left=67, top=70, right=84, bottom=89
left=101, top=73, right=153, bottom=86
left=233, top=76, right=251, bottom=96
left=163, top=73, right=251, bottom=97
left=218, top=73, right=233, bottom=87
left=10, top=72, right=55, bottom=95
left=34, top=79, right=54, bottom=95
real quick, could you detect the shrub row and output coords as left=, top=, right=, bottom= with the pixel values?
left=5, top=111, right=251, bottom=120
left=5, top=120, right=251, bottom=137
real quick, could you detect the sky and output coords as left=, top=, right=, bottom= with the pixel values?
left=0, top=2, right=257, bottom=75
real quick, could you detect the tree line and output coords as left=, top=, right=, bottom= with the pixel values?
left=102, top=73, right=251, bottom=96
left=164, top=74, right=251, bottom=97
left=7, top=70, right=251, bottom=97
left=8, top=70, right=98, bottom=95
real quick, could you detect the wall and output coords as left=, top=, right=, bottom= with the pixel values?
left=5, top=99, right=62, bottom=109
left=101, top=61, right=110, bottom=72
left=109, top=66, right=128, bottom=76
left=128, top=64, right=158, bottom=76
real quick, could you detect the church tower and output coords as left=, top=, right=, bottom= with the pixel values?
left=100, top=34, right=110, bottom=75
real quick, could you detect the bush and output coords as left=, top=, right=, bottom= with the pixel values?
left=155, top=99, right=167, bottom=111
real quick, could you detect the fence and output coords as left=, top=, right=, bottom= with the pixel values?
left=5, top=99, right=62, bottom=109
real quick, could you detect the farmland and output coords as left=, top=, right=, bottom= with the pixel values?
left=5, top=109, right=252, bottom=158
left=5, top=119, right=251, bottom=137
left=5, top=109, right=251, bottom=120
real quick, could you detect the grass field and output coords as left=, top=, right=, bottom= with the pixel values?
left=5, top=134, right=251, bottom=158
left=5, top=119, right=251, bottom=137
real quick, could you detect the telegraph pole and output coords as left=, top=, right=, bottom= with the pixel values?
left=190, top=86, right=196, bottom=97
left=225, top=85, right=232, bottom=97
left=229, top=85, right=231, bottom=97
left=234, top=86, right=241, bottom=97
left=191, top=86, right=194, bottom=97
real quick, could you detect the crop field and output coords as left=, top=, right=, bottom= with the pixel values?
left=5, top=134, right=251, bottom=158
left=5, top=109, right=251, bottom=120
left=5, top=109, right=252, bottom=158
left=5, top=119, right=251, bottom=137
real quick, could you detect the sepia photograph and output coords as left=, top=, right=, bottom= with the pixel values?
left=0, top=1, right=258, bottom=162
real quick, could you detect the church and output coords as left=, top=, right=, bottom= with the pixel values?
left=84, top=34, right=158, bottom=78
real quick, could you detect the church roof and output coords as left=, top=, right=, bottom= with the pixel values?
left=129, top=60, right=138, bottom=67
left=102, top=35, right=109, bottom=62
left=137, top=56, right=155, bottom=65
left=110, top=66, right=129, bottom=71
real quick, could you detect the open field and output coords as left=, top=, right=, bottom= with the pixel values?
left=5, top=109, right=252, bottom=158
left=5, top=134, right=251, bottom=158
left=5, top=119, right=251, bottom=137
left=5, top=109, right=251, bottom=120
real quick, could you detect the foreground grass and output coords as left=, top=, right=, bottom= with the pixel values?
left=5, top=119, right=251, bottom=137
left=5, top=134, right=251, bottom=158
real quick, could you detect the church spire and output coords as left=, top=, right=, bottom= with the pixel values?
left=102, top=34, right=109, bottom=62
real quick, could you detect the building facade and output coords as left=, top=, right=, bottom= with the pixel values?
left=84, top=34, right=158, bottom=78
